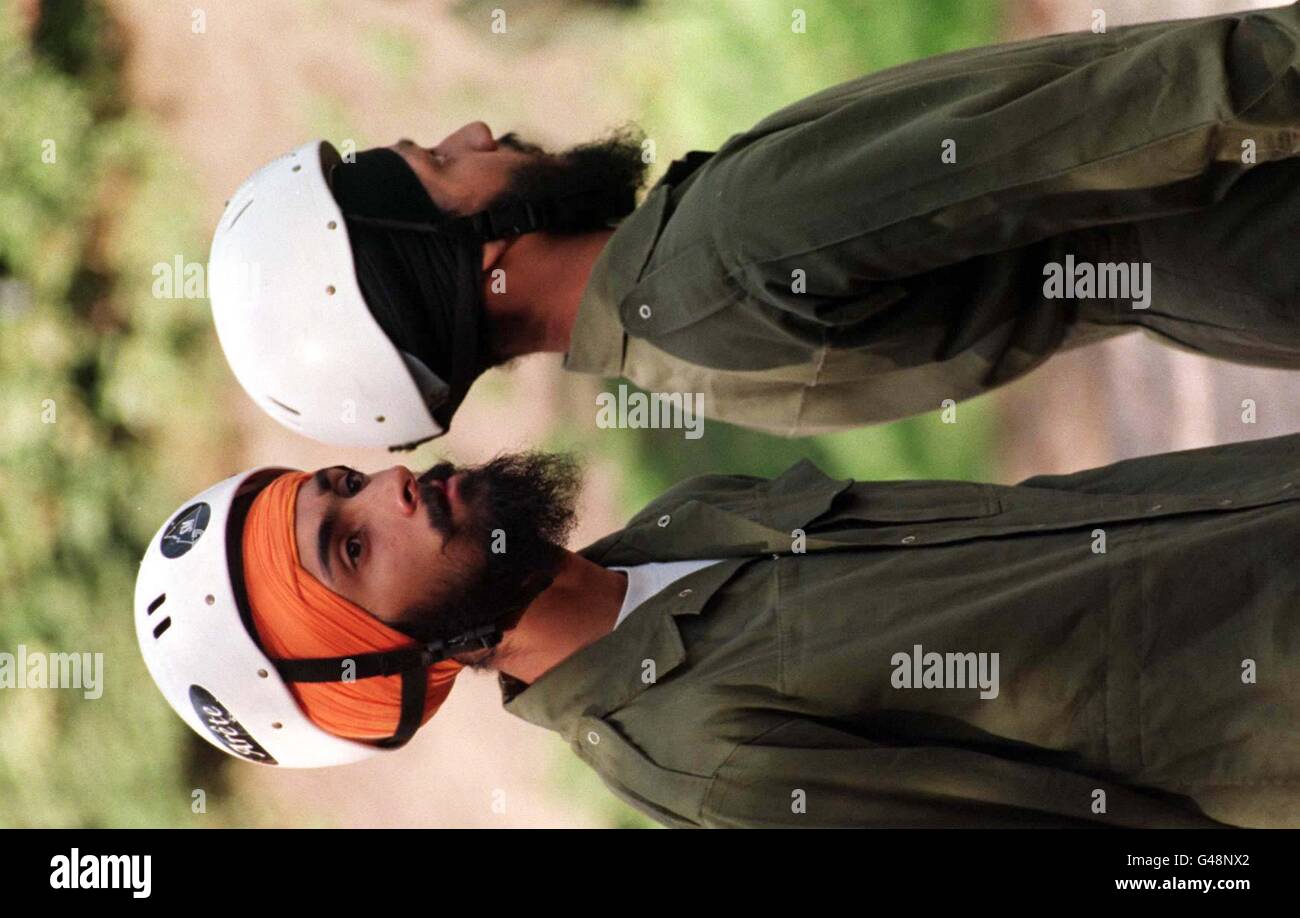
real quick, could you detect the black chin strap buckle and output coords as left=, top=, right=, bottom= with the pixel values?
left=421, top=623, right=502, bottom=665
left=468, top=200, right=544, bottom=240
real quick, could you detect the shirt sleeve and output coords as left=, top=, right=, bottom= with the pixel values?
left=715, top=5, right=1300, bottom=321
left=699, top=718, right=1225, bottom=828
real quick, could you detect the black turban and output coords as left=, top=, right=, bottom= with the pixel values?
left=328, top=147, right=490, bottom=436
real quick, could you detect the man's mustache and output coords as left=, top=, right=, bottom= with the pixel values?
left=496, top=131, right=544, bottom=155
left=418, top=462, right=457, bottom=539
left=418, top=462, right=455, bottom=485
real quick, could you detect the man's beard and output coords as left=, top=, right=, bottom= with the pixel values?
left=397, top=451, right=581, bottom=668
left=490, top=125, right=650, bottom=234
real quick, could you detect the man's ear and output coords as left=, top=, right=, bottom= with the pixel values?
left=481, top=238, right=511, bottom=273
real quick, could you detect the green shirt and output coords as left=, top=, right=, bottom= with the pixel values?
left=567, top=2, right=1300, bottom=434
left=500, top=434, right=1300, bottom=827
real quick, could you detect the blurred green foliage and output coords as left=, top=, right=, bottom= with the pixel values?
left=0, top=0, right=1005, bottom=830
left=363, top=23, right=421, bottom=89
left=0, top=0, right=244, bottom=826
left=550, top=0, right=1004, bottom=827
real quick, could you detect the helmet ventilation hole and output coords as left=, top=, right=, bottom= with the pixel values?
left=266, top=395, right=301, bottom=416
left=204, top=594, right=215, bottom=605
left=146, top=594, right=166, bottom=615
left=225, top=198, right=254, bottom=231
left=375, top=415, right=385, bottom=423
left=152, top=617, right=172, bottom=639
left=325, top=285, right=336, bottom=295
left=271, top=722, right=283, bottom=730
left=327, top=221, right=337, bottom=230
left=257, top=669, right=269, bottom=679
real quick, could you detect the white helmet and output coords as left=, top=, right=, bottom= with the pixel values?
left=134, top=467, right=500, bottom=767
left=208, top=140, right=447, bottom=450
left=210, top=138, right=638, bottom=450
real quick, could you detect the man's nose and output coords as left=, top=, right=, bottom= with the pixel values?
left=383, top=466, right=419, bottom=517
left=443, top=121, right=496, bottom=153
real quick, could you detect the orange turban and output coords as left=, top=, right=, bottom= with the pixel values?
left=240, top=471, right=463, bottom=741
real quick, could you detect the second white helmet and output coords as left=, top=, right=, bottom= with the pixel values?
left=208, top=140, right=448, bottom=450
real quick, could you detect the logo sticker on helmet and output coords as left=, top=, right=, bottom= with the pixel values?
left=161, top=503, right=211, bottom=559
left=188, top=685, right=277, bottom=765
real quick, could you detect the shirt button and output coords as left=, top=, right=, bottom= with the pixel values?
left=901, top=535, right=917, bottom=544
left=678, top=588, right=693, bottom=598
left=586, top=731, right=600, bottom=745
left=657, top=514, right=671, bottom=527
left=638, top=304, right=653, bottom=320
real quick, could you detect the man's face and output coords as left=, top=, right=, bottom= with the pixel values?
left=293, top=452, right=581, bottom=649
left=388, top=121, right=536, bottom=215
left=388, top=120, right=649, bottom=228
left=293, top=464, right=483, bottom=631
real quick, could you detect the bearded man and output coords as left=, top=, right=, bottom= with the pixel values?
left=137, top=434, right=1300, bottom=828
left=207, top=2, right=1300, bottom=448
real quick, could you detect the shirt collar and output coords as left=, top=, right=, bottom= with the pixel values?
left=498, top=557, right=750, bottom=738
left=497, top=459, right=853, bottom=736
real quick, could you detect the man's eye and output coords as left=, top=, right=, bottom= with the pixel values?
left=346, top=536, right=363, bottom=564
left=343, top=470, right=365, bottom=495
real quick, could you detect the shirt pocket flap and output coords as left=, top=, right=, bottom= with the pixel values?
left=813, top=481, right=1003, bottom=527
left=573, top=714, right=711, bottom=825
left=618, top=241, right=745, bottom=337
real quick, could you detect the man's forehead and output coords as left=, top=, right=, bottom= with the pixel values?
left=292, top=470, right=327, bottom=577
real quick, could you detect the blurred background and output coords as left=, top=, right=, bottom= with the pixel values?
left=1, top=0, right=1294, bottom=827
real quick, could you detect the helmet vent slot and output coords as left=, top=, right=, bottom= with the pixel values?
left=225, top=198, right=254, bottom=231
left=266, top=396, right=301, bottom=416
left=147, top=593, right=166, bottom=615
left=152, top=617, right=173, bottom=639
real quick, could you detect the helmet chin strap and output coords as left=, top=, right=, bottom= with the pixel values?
left=453, top=183, right=637, bottom=240
left=449, top=148, right=713, bottom=239
left=269, top=622, right=502, bottom=748
left=263, top=518, right=561, bottom=750
left=346, top=183, right=637, bottom=242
